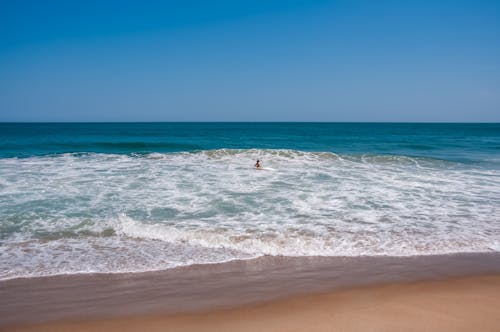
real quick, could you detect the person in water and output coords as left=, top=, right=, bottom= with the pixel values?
left=255, top=159, right=262, bottom=169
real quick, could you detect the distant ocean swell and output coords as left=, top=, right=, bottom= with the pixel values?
left=1, top=141, right=202, bottom=152
left=1, top=149, right=500, bottom=279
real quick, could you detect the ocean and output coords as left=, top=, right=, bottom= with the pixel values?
left=1, top=122, right=499, bottom=279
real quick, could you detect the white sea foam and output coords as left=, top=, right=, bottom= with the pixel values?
left=1, top=149, right=499, bottom=279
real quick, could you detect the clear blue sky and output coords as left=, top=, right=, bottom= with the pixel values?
left=0, top=0, right=499, bottom=122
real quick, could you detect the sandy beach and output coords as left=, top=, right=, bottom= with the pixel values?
left=2, top=253, right=500, bottom=331
left=7, top=274, right=500, bottom=332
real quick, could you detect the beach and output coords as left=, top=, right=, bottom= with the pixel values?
left=2, top=253, right=500, bottom=331
left=7, top=275, right=500, bottom=332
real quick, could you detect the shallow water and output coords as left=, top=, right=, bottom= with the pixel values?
left=1, top=123, right=499, bottom=279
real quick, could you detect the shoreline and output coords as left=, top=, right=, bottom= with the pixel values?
left=3, top=250, right=499, bottom=283
left=2, top=252, right=500, bottom=329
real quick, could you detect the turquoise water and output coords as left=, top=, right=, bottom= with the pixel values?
left=1, top=123, right=499, bottom=279
left=1, top=123, right=500, bottom=165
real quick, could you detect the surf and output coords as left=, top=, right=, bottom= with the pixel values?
left=1, top=147, right=499, bottom=279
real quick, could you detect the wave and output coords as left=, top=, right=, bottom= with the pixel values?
left=114, top=214, right=499, bottom=257
left=0, top=141, right=202, bottom=155
left=1, top=145, right=484, bottom=168
left=153, top=149, right=478, bottom=170
left=5, top=148, right=469, bottom=169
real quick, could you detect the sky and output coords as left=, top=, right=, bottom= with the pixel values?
left=0, top=0, right=499, bottom=122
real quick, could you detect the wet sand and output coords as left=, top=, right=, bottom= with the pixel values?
left=1, top=253, right=500, bottom=330
left=7, top=274, right=500, bottom=332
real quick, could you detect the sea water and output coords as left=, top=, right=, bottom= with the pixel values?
left=1, top=123, right=499, bottom=279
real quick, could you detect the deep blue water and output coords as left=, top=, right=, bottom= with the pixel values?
left=1, top=123, right=500, bottom=165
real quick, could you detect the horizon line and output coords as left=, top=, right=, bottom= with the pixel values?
left=1, top=121, right=500, bottom=124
